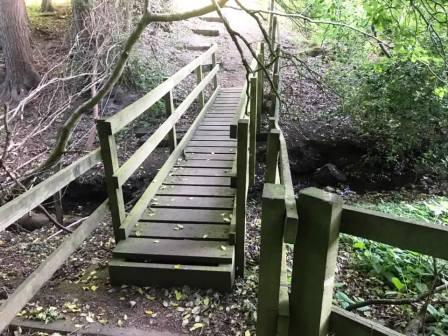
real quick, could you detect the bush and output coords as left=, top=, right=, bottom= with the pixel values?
left=329, top=59, right=448, bottom=177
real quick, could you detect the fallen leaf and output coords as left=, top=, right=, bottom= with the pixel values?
left=190, top=323, right=204, bottom=331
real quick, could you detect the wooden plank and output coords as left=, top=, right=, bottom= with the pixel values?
left=196, top=65, right=205, bottom=109
left=175, top=160, right=233, bottom=168
left=0, top=149, right=101, bottom=232
left=149, top=196, right=234, bottom=209
left=192, top=136, right=235, bottom=141
left=194, top=130, right=230, bottom=136
left=130, top=222, right=229, bottom=241
left=330, top=307, right=403, bottom=336
left=202, top=118, right=234, bottom=122
left=164, top=175, right=231, bottom=186
left=115, top=65, right=220, bottom=187
left=249, top=76, right=258, bottom=188
left=171, top=167, right=232, bottom=177
left=198, top=125, right=231, bottom=131
left=117, top=87, right=220, bottom=239
left=187, top=141, right=236, bottom=147
left=185, top=153, right=235, bottom=160
left=141, top=208, right=232, bottom=224
left=278, top=244, right=290, bottom=336
left=109, top=259, right=234, bottom=292
left=0, top=200, right=109, bottom=334
left=164, top=88, right=177, bottom=152
left=97, top=121, right=126, bottom=242
left=107, top=44, right=217, bottom=134
left=113, top=238, right=234, bottom=264
left=289, top=188, right=343, bottom=336
left=256, top=184, right=286, bottom=336
left=204, top=114, right=235, bottom=118
left=185, top=147, right=236, bottom=154
left=157, top=185, right=235, bottom=197
left=341, top=205, right=448, bottom=260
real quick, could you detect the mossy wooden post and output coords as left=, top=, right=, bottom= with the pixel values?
left=235, top=118, right=249, bottom=277
left=164, top=88, right=177, bottom=152
left=196, top=64, right=205, bottom=109
left=96, top=120, right=126, bottom=242
left=249, top=76, right=258, bottom=187
left=289, top=188, right=342, bottom=336
left=212, top=52, right=218, bottom=89
left=265, top=129, right=280, bottom=184
left=256, top=183, right=285, bottom=336
left=257, top=43, right=265, bottom=133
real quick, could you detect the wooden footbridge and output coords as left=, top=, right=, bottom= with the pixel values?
left=2, top=22, right=448, bottom=336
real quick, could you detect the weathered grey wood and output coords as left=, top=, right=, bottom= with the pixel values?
left=265, top=129, right=280, bottom=184
left=185, top=153, right=235, bottom=160
left=195, top=130, right=230, bottom=136
left=278, top=245, right=290, bottom=336
left=249, top=76, right=258, bottom=188
left=198, top=125, right=230, bottom=131
left=175, top=160, right=233, bottom=169
left=341, top=205, right=448, bottom=261
left=157, top=185, right=235, bottom=197
left=115, top=65, right=219, bottom=187
left=257, top=43, right=265, bottom=133
left=202, top=117, right=234, bottom=122
left=231, top=84, right=248, bottom=139
left=279, top=132, right=299, bottom=244
left=164, top=88, right=177, bottom=152
left=141, top=208, right=232, bottom=224
left=164, top=175, right=232, bottom=186
left=96, top=121, right=125, bottom=242
left=0, top=200, right=109, bottom=334
left=192, top=136, right=235, bottom=142
left=0, top=149, right=101, bottom=232
left=289, top=188, right=343, bottom=336
left=150, top=196, right=234, bottom=210
left=256, top=184, right=285, bottom=336
left=185, top=147, right=236, bottom=154
left=131, top=222, right=230, bottom=241
left=113, top=238, right=234, bottom=264
left=117, top=86, right=220, bottom=239
left=109, top=259, right=234, bottom=292
left=235, top=118, right=249, bottom=277
left=171, top=167, right=232, bottom=177
left=196, top=64, right=205, bottom=109
left=204, top=113, right=235, bottom=118
left=212, top=52, right=218, bottom=89
left=187, top=141, right=236, bottom=147
left=330, top=307, right=404, bottom=336
left=106, top=44, right=217, bottom=134
left=201, top=121, right=232, bottom=126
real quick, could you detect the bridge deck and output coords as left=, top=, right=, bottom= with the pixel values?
left=109, top=88, right=242, bottom=291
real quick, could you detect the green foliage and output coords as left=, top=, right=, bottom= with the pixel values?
left=342, top=196, right=448, bottom=293
left=121, top=55, right=165, bottom=93
left=329, top=58, right=448, bottom=175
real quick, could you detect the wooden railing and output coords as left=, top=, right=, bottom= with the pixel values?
left=97, top=45, right=220, bottom=242
left=256, top=25, right=448, bottom=336
left=0, top=151, right=109, bottom=333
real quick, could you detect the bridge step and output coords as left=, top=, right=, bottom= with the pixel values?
left=109, top=260, right=234, bottom=291
left=199, top=16, right=224, bottom=23
left=109, top=87, right=242, bottom=291
left=192, top=28, right=220, bottom=37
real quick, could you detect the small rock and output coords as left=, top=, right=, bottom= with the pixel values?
left=0, top=287, right=8, bottom=300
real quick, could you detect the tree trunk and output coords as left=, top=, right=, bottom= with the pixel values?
left=41, top=0, right=54, bottom=12
left=0, top=0, right=40, bottom=100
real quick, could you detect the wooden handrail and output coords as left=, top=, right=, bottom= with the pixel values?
left=114, top=65, right=219, bottom=187
left=0, top=149, right=102, bottom=232
left=106, top=44, right=217, bottom=135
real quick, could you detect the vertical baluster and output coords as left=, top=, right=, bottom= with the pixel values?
left=249, top=76, right=258, bottom=187
left=164, top=89, right=177, bottom=152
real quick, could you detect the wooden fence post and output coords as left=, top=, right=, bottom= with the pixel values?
left=235, top=118, right=249, bottom=278
left=265, top=129, right=280, bottom=184
left=249, top=76, right=258, bottom=187
left=196, top=64, right=205, bottom=109
left=212, top=52, right=218, bottom=89
left=164, top=89, right=177, bottom=152
left=256, top=183, right=285, bottom=336
left=96, top=120, right=126, bottom=242
left=257, top=43, right=265, bottom=134
left=289, top=188, right=342, bottom=336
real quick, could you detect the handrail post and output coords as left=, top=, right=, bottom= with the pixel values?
left=265, top=129, right=280, bottom=184
left=164, top=88, right=177, bottom=152
left=212, top=52, right=218, bottom=89
left=96, top=120, right=126, bottom=242
left=289, top=188, right=342, bottom=336
left=196, top=64, right=205, bottom=109
left=249, top=76, right=258, bottom=187
left=257, top=43, right=265, bottom=134
left=235, top=118, right=249, bottom=277
left=256, top=183, right=286, bottom=336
